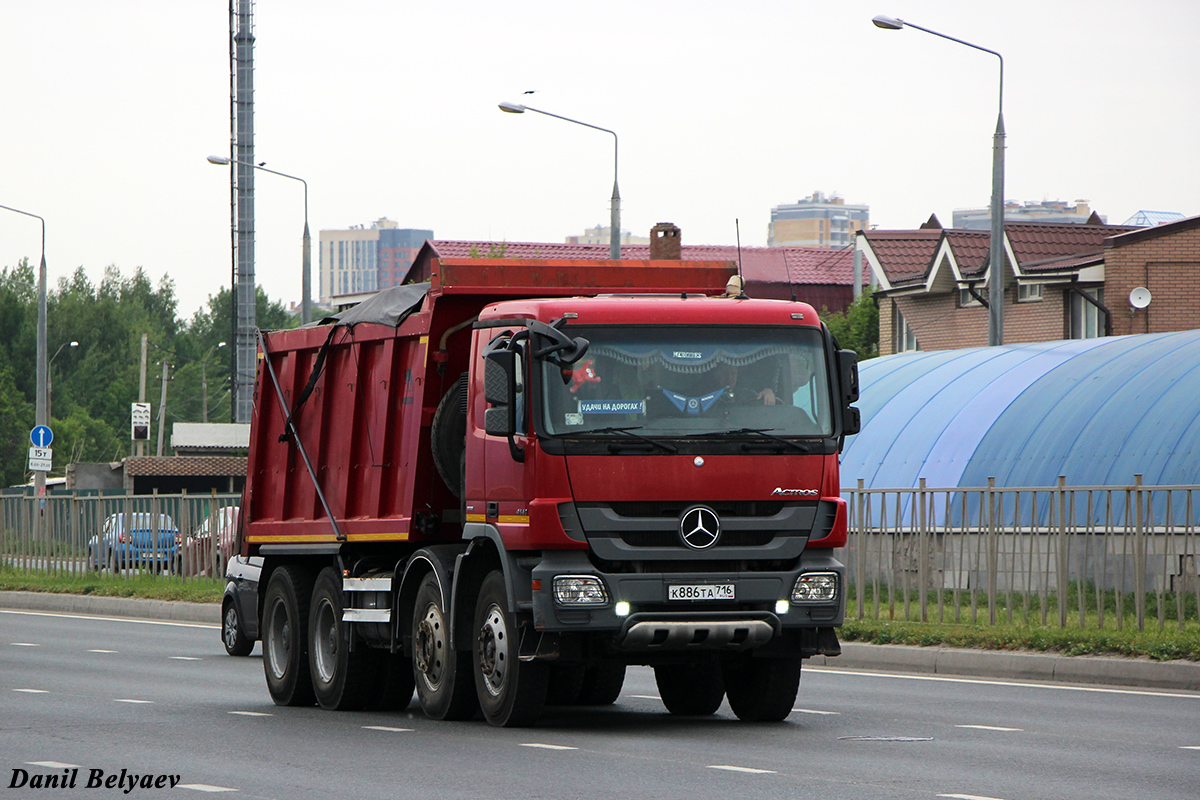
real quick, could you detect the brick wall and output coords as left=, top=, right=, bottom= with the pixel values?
left=1105, top=226, right=1200, bottom=337
left=879, top=286, right=1072, bottom=353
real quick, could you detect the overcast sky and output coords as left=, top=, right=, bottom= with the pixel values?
left=2, top=0, right=1196, bottom=319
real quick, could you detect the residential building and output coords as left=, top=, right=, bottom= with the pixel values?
left=318, top=218, right=433, bottom=303
left=952, top=199, right=1102, bottom=229
left=1121, top=210, right=1186, bottom=227
left=565, top=225, right=649, bottom=246
left=767, top=192, right=869, bottom=249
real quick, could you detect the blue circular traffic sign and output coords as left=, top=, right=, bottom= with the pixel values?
left=31, top=425, right=53, bottom=448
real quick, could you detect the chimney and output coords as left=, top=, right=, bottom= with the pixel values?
left=650, top=222, right=681, bottom=260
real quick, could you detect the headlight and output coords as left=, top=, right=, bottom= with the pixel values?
left=792, top=572, right=838, bottom=603
left=553, top=575, right=609, bottom=606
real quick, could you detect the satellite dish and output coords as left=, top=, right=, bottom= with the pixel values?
left=1129, top=287, right=1152, bottom=309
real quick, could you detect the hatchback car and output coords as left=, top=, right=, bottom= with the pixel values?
left=222, top=553, right=262, bottom=656
left=86, top=513, right=180, bottom=571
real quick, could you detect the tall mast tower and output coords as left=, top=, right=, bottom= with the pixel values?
left=228, top=0, right=257, bottom=423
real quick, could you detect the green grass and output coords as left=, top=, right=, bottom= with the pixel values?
left=0, top=565, right=223, bottom=604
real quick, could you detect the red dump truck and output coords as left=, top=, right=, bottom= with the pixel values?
left=242, top=257, right=859, bottom=726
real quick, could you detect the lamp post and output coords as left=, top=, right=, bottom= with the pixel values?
left=0, top=203, right=48, bottom=495
left=207, top=156, right=312, bottom=324
left=201, top=341, right=227, bottom=423
left=872, top=14, right=1006, bottom=346
left=47, top=340, right=79, bottom=422
left=498, top=102, right=622, bottom=260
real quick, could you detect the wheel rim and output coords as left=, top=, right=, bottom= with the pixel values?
left=313, top=597, right=338, bottom=683
left=415, top=603, right=447, bottom=691
left=223, top=605, right=239, bottom=649
left=266, top=596, right=291, bottom=680
left=477, top=603, right=508, bottom=698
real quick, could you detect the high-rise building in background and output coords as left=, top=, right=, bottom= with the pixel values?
left=565, top=225, right=649, bottom=246
left=768, top=192, right=869, bottom=249
left=319, top=218, right=433, bottom=302
left=953, top=199, right=1102, bottom=229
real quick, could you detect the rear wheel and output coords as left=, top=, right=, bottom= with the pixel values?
left=262, top=565, right=316, bottom=706
left=309, top=568, right=379, bottom=711
left=367, top=649, right=416, bottom=711
left=576, top=662, right=626, bottom=706
left=473, top=570, right=547, bottom=727
left=412, top=572, right=476, bottom=720
left=722, top=655, right=801, bottom=722
left=222, top=598, right=254, bottom=657
left=655, top=659, right=725, bottom=716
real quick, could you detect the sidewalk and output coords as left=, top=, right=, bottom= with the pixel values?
left=3, top=590, right=1197, bottom=692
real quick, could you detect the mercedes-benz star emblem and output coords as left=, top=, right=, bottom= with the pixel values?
left=679, top=505, right=721, bottom=550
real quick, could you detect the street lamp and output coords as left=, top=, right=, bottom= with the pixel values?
left=872, top=14, right=1006, bottom=346
left=47, top=340, right=79, bottom=422
left=499, top=102, right=622, bottom=260
left=0, top=203, right=48, bottom=494
left=207, top=156, right=312, bottom=325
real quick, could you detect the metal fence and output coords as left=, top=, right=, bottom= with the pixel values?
left=844, top=477, right=1200, bottom=632
left=1, top=492, right=242, bottom=583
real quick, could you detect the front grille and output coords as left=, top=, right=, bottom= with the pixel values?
left=617, top=530, right=776, bottom=548
left=607, top=501, right=786, bottom=518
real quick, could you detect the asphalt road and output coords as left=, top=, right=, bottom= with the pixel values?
left=2, top=608, right=1197, bottom=800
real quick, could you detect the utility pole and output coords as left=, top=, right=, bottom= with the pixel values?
left=136, top=333, right=148, bottom=457
left=156, top=360, right=169, bottom=457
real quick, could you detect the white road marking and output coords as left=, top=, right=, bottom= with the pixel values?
left=363, top=726, right=413, bottom=732
left=0, top=608, right=217, bottom=630
left=10, top=642, right=40, bottom=646
left=938, top=794, right=1012, bottom=800
left=1181, top=746, right=1200, bottom=750
left=808, top=667, right=1200, bottom=700
left=178, top=785, right=237, bottom=793
left=793, top=708, right=840, bottom=715
left=88, top=649, right=118, bottom=653
left=169, top=656, right=202, bottom=661
left=955, top=725, right=1023, bottom=732
left=228, top=711, right=272, bottom=717
left=13, top=689, right=48, bottom=693
left=520, top=743, right=577, bottom=751
left=630, top=694, right=661, bottom=700
left=113, top=698, right=153, bottom=704
left=26, top=762, right=80, bottom=769
left=707, top=765, right=777, bottom=774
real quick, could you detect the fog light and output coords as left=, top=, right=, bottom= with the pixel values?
left=792, top=572, right=838, bottom=603
left=615, top=601, right=631, bottom=617
left=553, top=575, right=609, bottom=606
left=774, top=599, right=790, bottom=615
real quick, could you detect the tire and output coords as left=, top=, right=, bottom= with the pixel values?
left=576, top=662, right=626, bottom=706
left=722, top=655, right=801, bottom=722
left=367, top=649, right=416, bottom=711
left=262, top=565, right=316, bottom=706
left=222, top=598, right=254, bottom=657
left=473, top=570, right=548, bottom=727
left=430, top=376, right=468, bottom=498
left=308, top=567, right=379, bottom=711
left=108, top=549, right=120, bottom=574
left=545, top=664, right=586, bottom=706
left=412, top=572, right=476, bottom=720
left=654, top=659, right=725, bottom=716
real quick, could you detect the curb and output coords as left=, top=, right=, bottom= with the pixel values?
left=2, top=592, right=1196, bottom=692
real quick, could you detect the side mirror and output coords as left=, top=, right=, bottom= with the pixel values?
left=836, top=349, right=861, bottom=436
left=481, top=348, right=524, bottom=462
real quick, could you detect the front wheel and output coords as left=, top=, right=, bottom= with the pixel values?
left=262, top=565, right=316, bottom=706
left=473, top=571, right=547, bottom=727
left=412, top=573, right=476, bottom=720
left=222, top=599, right=254, bottom=657
left=309, top=567, right=378, bottom=711
left=654, top=659, right=725, bottom=716
left=576, top=662, right=626, bottom=706
left=722, top=655, right=801, bottom=722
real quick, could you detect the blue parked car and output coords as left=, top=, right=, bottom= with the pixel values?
left=86, top=513, right=180, bottom=572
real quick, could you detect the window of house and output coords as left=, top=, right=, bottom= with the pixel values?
left=1069, top=287, right=1105, bottom=339
left=894, top=309, right=921, bottom=353
left=1018, top=283, right=1043, bottom=302
left=959, top=287, right=983, bottom=308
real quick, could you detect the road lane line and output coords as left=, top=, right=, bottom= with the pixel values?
left=1181, top=746, right=1200, bottom=750
left=26, top=762, right=80, bottom=769
left=707, top=765, right=777, bottom=774
left=88, top=649, right=118, bottom=653
left=363, top=726, right=413, bottom=732
left=228, top=711, right=272, bottom=717
left=10, top=642, right=40, bottom=646
left=630, top=694, right=661, bottom=700
left=955, top=725, right=1023, bottom=732
left=178, top=784, right=237, bottom=793
left=169, top=656, right=202, bottom=661
left=520, top=743, right=577, bottom=751
left=0, top=608, right=217, bottom=630
left=114, top=698, right=154, bottom=704
left=13, top=689, right=49, bottom=693
left=793, top=708, right=840, bottom=715
left=807, top=667, right=1200, bottom=700
left=938, top=794, right=1012, bottom=800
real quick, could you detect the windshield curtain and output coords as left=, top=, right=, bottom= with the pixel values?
left=539, top=326, right=832, bottom=438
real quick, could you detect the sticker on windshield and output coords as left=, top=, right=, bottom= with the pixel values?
left=579, top=400, right=646, bottom=415
left=565, top=413, right=584, bottom=426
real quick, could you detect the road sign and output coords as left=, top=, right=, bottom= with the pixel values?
left=31, top=425, right=53, bottom=448
left=28, top=446, right=52, bottom=472
left=131, top=403, right=151, bottom=441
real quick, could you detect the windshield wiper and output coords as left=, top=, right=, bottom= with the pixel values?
left=692, top=427, right=812, bottom=454
left=584, top=426, right=678, bottom=453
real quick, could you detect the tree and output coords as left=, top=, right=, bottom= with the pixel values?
left=823, top=288, right=879, bottom=361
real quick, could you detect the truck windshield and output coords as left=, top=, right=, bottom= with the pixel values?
left=539, top=326, right=832, bottom=438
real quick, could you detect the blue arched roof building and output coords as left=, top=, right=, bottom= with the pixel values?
left=841, top=330, right=1200, bottom=491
